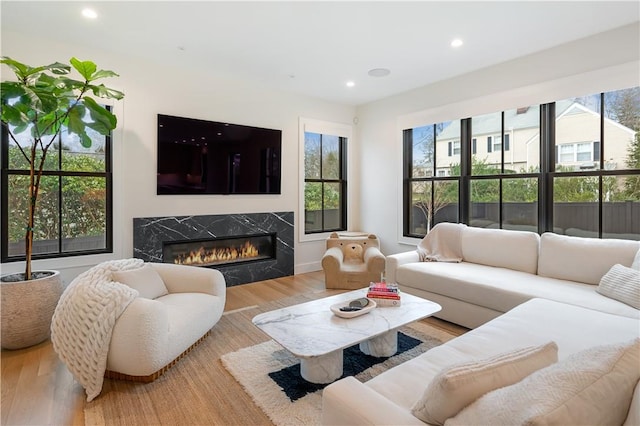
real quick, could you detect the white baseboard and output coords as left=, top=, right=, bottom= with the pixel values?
left=295, top=261, right=322, bottom=274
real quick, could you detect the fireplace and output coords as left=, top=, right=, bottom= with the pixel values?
left=133, top=212, right=294, bottom=286
left=162, top=233, right=277, bottom=267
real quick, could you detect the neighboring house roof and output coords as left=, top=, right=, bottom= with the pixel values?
left=435, top=99, right=635, bottom=141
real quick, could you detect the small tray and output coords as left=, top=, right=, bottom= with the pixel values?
left=330, top=298, right=377, bottom=318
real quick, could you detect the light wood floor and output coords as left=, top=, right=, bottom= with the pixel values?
left=1, top=271, right=467, bottom=425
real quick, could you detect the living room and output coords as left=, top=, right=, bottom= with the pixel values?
left=1, top=1, right=639, bottom=425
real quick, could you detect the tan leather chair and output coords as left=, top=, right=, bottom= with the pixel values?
left=322, top=232, right=385, bottom=290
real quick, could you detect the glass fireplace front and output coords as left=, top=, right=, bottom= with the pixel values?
left=162, top=233, right=276, bottom=267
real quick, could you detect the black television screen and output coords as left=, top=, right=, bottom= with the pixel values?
left=157, top=114, right=281, bottom=195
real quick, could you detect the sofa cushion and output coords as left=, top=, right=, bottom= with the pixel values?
left=461, top=227, right=540, bottom=274
left=445, top=338, right=640, bottom=426
left=538, top=233, right=640, bottom=285
left=112, top=264, right=169, bottom=299
left=396, top=261, right=640, bottom=318
left=411, top=341, right=558, bottom=425
left=632, top=249, right=640, bottom=270
left=597, top=264, right=640, bottom=310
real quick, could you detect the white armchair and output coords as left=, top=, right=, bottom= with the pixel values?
left=52, top=259, right=227, bottom=401
left=105, top=262, right=226, bottom=381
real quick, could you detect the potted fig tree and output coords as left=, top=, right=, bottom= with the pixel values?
left=0, top=57, right=123, bottom=349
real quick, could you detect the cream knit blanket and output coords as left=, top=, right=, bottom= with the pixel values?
left=417, top=222, right=466, bottom=263
left=51, top=258, right=142, bottom=401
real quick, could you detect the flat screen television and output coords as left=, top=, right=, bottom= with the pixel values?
left=157, top=114, right=281, bottom=195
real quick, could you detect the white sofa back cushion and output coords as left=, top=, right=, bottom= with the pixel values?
left=538, top=233, right=640, bottom=285
left=461, top=227, right=540, bottom=274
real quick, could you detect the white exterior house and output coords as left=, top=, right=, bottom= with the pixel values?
left=432, top=100, right=636, bottom=175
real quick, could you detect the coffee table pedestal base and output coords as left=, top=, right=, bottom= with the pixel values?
left=300, top=350, right=343, bottom=384
left=359, top=330, right=398, bottom=357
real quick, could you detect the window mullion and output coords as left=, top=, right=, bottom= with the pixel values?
left=459, top=118, right=471, bottom=224
left=539, top=103, right=555, bottom=234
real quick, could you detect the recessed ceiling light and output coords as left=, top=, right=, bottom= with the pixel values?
left=346, top=81, right=355, bottom=88
left=81, top=8, right=98, bottom=19
left=368, top=68, right=391, bottom=77
left=451, top=38, right=463, bottom=48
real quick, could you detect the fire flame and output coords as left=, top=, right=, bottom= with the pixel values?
left=174, top=240, right=260, bottom=266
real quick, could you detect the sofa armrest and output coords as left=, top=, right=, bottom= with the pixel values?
left=107, top=297, right=170, bottom=375
left=385, top=250, right=420, bottom=283
left=150, top=263, right=226, bottom=300
left=322, top=376, right=424, bottom=425
left=364, top=246, right=386, bottom=274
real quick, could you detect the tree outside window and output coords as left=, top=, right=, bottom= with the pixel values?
left=303, top=131, right=346, bottom=233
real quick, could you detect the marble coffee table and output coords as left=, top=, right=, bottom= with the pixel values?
left=252, top=288, right=441, bottom=384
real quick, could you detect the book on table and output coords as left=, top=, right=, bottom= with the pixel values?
left=367, top=282, right=401, bottom=306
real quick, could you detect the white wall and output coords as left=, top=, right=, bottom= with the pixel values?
left=0, top=31, right=356, bottom=284
left=355, top=23, right=640, bottom=256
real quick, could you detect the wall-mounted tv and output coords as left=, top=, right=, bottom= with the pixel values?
left=157, top=114, right=281, bottom=195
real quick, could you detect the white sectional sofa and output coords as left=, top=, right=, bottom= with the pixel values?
left=322, top=298, right=640, bottom=425
left=386, top=224, right=640, bottom=329
left=322, top=224, right=640, bottom=425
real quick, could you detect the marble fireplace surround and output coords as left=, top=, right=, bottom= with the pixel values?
left=133, top=212, right=294, bottom=286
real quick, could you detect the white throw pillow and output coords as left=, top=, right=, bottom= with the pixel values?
left=112, top=264, right=169, bottom=299
left=411, top=341, right=558, bottom=425
left=597, top=264, right=640, bottom=310
left=445, top=338, right=640, bottom=426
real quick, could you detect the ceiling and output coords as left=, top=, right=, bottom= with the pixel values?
left=2, top=1, right=639, bottom=106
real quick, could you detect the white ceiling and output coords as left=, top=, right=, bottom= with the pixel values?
left=2, top=1, right=639, bottom=106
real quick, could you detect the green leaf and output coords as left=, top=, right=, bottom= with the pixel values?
left=1, top=81, right=26, bottom=102
left=29, top=87, right=59, bottom=114
left=1, top=57, right=30, bottom=79
left=70, top=58, right=97, bottom=81
left=67, top=106, right=86, bottom=137
left=88, top=84, right=124, bottom=100
left=0, top=104, right=28, bottom=127
left=79, top=133, right=92, bottom=148
left=44, top=62, right=71, bottom=75
left=83, top=97, right=117, bottom=133
left=90, top=69, right=119, bottom=80
left=57, top=77, right=86, bottom=91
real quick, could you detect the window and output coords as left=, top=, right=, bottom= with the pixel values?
left=404, top=122, right=459, bottom=236
left=556, top=141, right=599, bottom=166
left=2, top=112, right=113, bottom=262
left=403, top=86, right=640, bottom=240
left=447, top=140, right=461, bottom=156
left=553, top=88, right=640, bottom=238
left=299, top=118, right=349, bottom=237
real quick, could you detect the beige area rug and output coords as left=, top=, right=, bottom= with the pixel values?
left=83, top=294, right=457, bottom=425
left=220, top=321, right=456, bottom=426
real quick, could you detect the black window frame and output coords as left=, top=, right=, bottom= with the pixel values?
left=403, top=89, right=640, bottom=239
left=1, top=115, right=114, bottom=263
left=303, top=132, right=348, bottom=235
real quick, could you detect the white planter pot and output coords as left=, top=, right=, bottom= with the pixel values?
left=1, top=271, right=64, bottom=350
